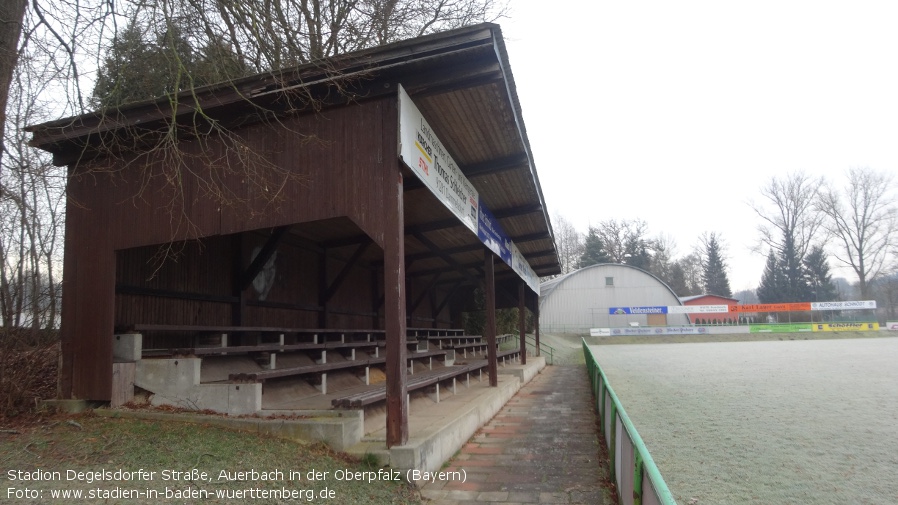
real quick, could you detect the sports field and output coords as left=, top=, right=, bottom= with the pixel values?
left=587, top=336, right=898, bottom=504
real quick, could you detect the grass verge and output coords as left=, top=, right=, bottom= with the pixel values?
left=1, top=411, right=422, bottom=504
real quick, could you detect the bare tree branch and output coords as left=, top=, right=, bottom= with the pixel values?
left=817, top=167, right=897, bottom=298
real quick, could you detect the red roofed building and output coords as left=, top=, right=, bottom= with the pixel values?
left=680, top=294, right=741, bottom=324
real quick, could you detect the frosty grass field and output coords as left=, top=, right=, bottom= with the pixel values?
left=588, top=336, right=898, bottom=505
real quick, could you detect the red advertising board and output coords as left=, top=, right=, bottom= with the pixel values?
left=729, top=303, right=812, bottom=313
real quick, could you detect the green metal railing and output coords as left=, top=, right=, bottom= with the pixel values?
left=582, top=339, right=677, bottom=505
left=509, top=333, right=555, bottom=364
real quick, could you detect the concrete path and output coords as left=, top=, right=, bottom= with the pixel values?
left=420, top=365, right=608, bottom=504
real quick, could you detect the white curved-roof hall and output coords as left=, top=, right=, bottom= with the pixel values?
left=539, top=263, right=688, bottom=333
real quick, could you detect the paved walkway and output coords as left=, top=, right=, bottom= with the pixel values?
left=420, top=365, right=608, bottom=504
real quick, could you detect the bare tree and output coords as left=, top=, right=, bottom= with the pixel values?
left=818, top=167, right=896, bottom=299
left=0, top=0, right=28, bottom=191
left=648, top=234, right=677, bottom=286
left=749, top=171, right=825, bottom=301
left=675, top=252, right=703, bottom=296
left=1, top=0, right=509, bottom=325
left=0, top=25, right=66, bottom=331
left=590, top=219, right=648, bottom=264
left=550, top=213, right=583, bottom=277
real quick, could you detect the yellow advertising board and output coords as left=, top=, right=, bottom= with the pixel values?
left=813, top=322, right=879, bottom=332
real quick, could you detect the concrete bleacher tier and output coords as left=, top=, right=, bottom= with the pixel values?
left=119, top=325, right=516, bottom=415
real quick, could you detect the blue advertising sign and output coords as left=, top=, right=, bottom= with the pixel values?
left=608, top=306, right=669, bottom=315
left=477, top=201, right=512, bottom=266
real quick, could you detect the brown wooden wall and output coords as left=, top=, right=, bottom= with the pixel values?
left=114, top=231, right=454, bottom=350
left=62, top=97, right=401, bottom=400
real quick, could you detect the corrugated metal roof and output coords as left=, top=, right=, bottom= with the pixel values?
left=540, top=263, right=685, bottom=303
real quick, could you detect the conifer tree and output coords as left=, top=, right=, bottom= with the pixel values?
left=578, top=227, right=609, bottom=268
left=701, top=233, right=732, bottom=297
left=803, top=245, right=838, bottom=302
left=623, top=236, right=652, bottom=270
left=757, top=249, right=783, bottom=303
left=780, top=236, right=811, bottom=301
left=92, top=21, right=252, bottom=108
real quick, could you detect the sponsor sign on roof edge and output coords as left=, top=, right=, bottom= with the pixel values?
left=398, top=85, right=478, bottom=234
left=398, top=85, right=539, bottom=294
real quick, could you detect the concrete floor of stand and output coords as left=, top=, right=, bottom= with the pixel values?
left=419, top=365, right=609, bottom=505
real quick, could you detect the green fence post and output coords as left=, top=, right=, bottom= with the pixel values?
left=634, top=450, right=644, bottom=505
left=608, top=402, right=617, bottom=484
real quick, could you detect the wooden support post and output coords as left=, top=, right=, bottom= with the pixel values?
left=484, top=248, right=498, bottom=387
left=318, top=251, right=328, bottom=328
left=231, top=234, right=245, bottom=326
left=385, top=168, right=408, bottom=447
left=371, top=269, right=381, bottom=329
left=519, top=280, right=527, bottom=365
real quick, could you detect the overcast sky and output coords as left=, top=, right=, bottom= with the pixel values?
left=501, top=1, right=898, bottom=292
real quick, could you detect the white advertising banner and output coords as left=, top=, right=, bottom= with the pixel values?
left=511, top=242, right=540, bottom=294
left=810, top=300, right=877, bottom=310
left=398, top=85, right=478, bottom=234
left=667, top=305, right=730, bottom=314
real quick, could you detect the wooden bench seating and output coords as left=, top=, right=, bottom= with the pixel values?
left=450, top=341, right=490, bottom=358
left=130, top=324, right=384, bottom=341
left=130, top=324, right=442, bottom=356
left=230, top=356, right=387, bottom=382
left=331, top=349, right=523, bottom=409
left=168, top=340, right=382, bottom=357
left=331, top=361, right=485, bottom=408
left=125, top=324, right=517, bottom=398
left=495, top=348, right=521, bottom=365
left=227, top=348, right=452, bottom=383
left=425, top=335, right=484, bottom=347
left=406, top=327, right=466, bottom=337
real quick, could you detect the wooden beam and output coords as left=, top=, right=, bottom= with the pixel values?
left=239, top=226, right=290, bottom=291
left=491, top=203, right=543, bottom=219
left=524, top=248, right=558, bottom=259
left=323, top=242, right=372, bottom=303
left=318, top=251, right=328, bottom=328
left=116, top=285, right=239, bottom=304
left=434, top=281, right=462, bottom=320
left=412, top=231, right=481, bottom=286
left=232, top=234, right=245, bottom=326
left=406, top=204, right=542, bottom=236
left=384, top=165, right=408, bottom=447
left=371, top=268, right=381, bottom=329
left=484, top=247, right=498, bottom=387
left=410, top=273, right=442, bottom=314
left=519, top=280, right=527, bottom=365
